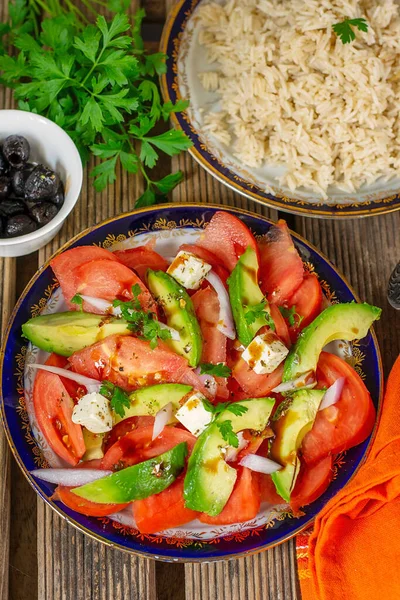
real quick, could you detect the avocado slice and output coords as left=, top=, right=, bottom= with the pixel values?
left=72, top=442, right=188, bottom=503
left=283, top=302, right=381, bottom=382
left=22, top=311, right=131, bottom=357
left=227, top=246, right=271, bottom=346
left=114, top=383, right=192, bottom=424
left=82, top=429, right=104, bottom=461
left=147, top=270, right=202, bottom=367
left=184, top=397, right=275, bottom=516
left=270, top=389, right=325, bottom=501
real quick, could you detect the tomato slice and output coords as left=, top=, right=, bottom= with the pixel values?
left=113, top=247, right=168, bottom=281
left=270, top=303, right=291, bottom=348
left=284, top=274, right=323, bottom=343
left=33, top=353, right=86, bottom=466
left=199, top=466, right=260, bottom=525
left=232, top=359, right=284, bottom=397
left=103, top=416, right=155, bottom=453
left=258, top=473, right=285, bottom=504
left=192, top=287, right=229, bottom=399
left=258, top=220, right=304, bottom=305
left=290, top=455, right=334, bottom=513
left=101, top=425, right=197, bottom=470
left=301, top=352, right=376, bottom=464
left=53, top=485, right=128, bottom=517
left=133, top=475, right=199, bottom=533
left=196, top=211, right=258, bottom=272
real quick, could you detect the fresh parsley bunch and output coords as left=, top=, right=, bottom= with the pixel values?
left=0, top=2, right=192, bottom=205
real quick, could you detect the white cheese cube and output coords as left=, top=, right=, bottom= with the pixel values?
left=72, top=392, right=113, bottom=434
left=175, top=392, right=213, bottom=436
left=242, top=332, right=289, bottom=375
left=167, top=251, right=212, bottom=290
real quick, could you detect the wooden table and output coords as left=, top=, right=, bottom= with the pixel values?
left=1, top=2, right=400, bottom=599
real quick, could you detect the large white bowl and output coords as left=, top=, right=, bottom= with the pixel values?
left=0, top=110, right=83, bottom=257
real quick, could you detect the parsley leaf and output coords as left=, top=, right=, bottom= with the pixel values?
left=332, top=17, right=368, bottom=44
left=100, top=380, right=131, bottom=418
left=199, top=363, right=232, bottom=378
left=217, top=420, right=239, bottom=448
left=244, top=300, right=276, bottom=331
left=71, top=294, right=83, bottom=310
left=278, top=305, right=304, bottom=328
left=113, top=284, right=171, bottom=349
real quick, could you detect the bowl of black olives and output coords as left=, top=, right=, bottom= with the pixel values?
left=0, top=110, right=82, bottom=257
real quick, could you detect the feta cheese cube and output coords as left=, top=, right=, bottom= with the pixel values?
left=72, top=392, right=113, bottom=434
left=175, top=392, right=213, bottom=436
left=167, top=251, right=212, bottom=290
left=242, top=332, right=289, bottom=375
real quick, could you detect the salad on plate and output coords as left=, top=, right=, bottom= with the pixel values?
left=22, top=211, right=381, bottom=534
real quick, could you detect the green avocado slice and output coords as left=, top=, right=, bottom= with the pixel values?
left=71, top=442, right=188, bottom=504
left=22, top=311, right=131, bottom=357
left=184, top=397, right=275, bottom=516
left=114, top=383, right=192, bottom=424
left=283, top=302, right=381, bottom=382
left=270, top=389, right=325, bottom=501
left=227, top=246, right=271, bottom=346
left=147, top=270, right=202, bottom=367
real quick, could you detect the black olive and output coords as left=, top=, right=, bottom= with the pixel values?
left=0, top=199, right=26, bottom=217
left=3, top=135, right=30, bottom=169
left=0, top=149, right=8, bottom=174
left=0, top=175, right=11, bottom=199
left=52, top=180, right=65, bottom=207
left=24, top=164, right=60, bottom=201
left=30, top=202, right=58, bottom=226
left=5, top=214, right=37, bottom=237
left=11, top=163, right=35, bottom=197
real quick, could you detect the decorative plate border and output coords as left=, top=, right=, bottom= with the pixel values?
left=0, top=204, right=384, bottom=562
left=160, top=0, right=400, bottom=219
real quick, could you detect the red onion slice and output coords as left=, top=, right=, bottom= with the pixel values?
left=194, top=368, right=217, bottom=397
left=152, top=402, right=173, bottom=440
left=224, top=432, right=248, bottom=462
left=80, top=295, right=121, bottom=316
left=319, top=377, right=345, bottom=411
left=205, top=271, right=236, bottom=340
left=31, top=468, right=112, bottom=486
left=272, top=371, right=316, bottom=394
left=239, top=454, right=282, bottom=474
left=30, top=363, right=101, bottom=393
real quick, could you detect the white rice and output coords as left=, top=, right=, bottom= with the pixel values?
left=196, top=0, right=400, bottom=197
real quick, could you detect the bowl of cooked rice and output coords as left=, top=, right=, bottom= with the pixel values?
left=161, top=0, right=400, bottom=218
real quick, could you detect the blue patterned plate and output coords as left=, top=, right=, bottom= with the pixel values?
left=0, top=204, right=383, bottom=561
left=160, top=0, right=400, bottom=219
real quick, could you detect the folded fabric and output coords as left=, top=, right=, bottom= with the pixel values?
left=297, top=354, right=400, bottom=600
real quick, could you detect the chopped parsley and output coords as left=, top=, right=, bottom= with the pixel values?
left=199, top=362, right=232, bottom=378
left=100, top=381, right=131, bottom=418
left=278, top=305, right=304, bottom=328
left=332, top=18, right=368, bottom=44
left=244, top=300, right=276, bottom=331
left=71, top=294, right=83, bottom=310
left=202, top=400, right=248, bottom=447
left=113, top=284, right=171, bottom=349
left=217, top=420, right=239, bottom=448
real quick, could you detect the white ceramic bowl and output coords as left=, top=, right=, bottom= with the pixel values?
left=0, top=110, right=83, bottom=257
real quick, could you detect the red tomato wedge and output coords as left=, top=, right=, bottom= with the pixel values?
left=192, top=287, right=229, bottom=399
left=51, top=246, right=119, bottom=305
left=301, top=352, right=376, bottom=465
left=258, top=474, right=285, bottom=505
left=33, top=353, right=85, bottom=466
left=290, top=455, right=334, bottom=513
left=69, top=334, right=214, bottom=397
left=196, top=211, right=258, bottom=272
left=270, top=303, right=291, bottom=348
left=113, top=247, right=168, bottom=281
left=258, top=220, right=304, bottom=305
left=133, top=475, right=199, bottom=533
left=232, top=359, right=284, bottom=397
left=199, top=466, right=261, bottom=525
left=103, top=416, right=155, bottom=453
left=53, top=485, right=128, bottom=517
left=285, top=273, right=323, bottom=343
left=101, top=425, right=196, bottom=470
left=74, top=259, right=156, bottom=313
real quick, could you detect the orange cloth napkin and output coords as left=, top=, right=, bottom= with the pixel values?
left=297, top=354, right=400, bottom=600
